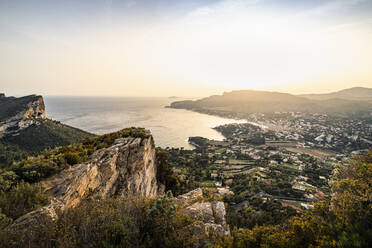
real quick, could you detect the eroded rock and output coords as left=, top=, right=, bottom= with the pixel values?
left=13, top=135, right=158, bottom=227
left=176, top=188, right=230, bottom=237
left=0, top=94, right=46, bottom=138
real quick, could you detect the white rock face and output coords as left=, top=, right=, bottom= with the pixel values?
left=0, top=95, right=46, bottom=138
left=11, top=134, right=230, bottom=240
left=175, top=188, right=203, bottom=207
left=13, top=136, right=158, bottom=226
left=175, top=188, right=230, bottom=236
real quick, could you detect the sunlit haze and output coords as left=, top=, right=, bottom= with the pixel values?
left=1, top=0, right=372, bottom=97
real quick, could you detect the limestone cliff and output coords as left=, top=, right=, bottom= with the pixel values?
left=0, top=94, right=46, bottom=138
left=0, top=94, right=93, bottom=158
left=10, top=130, right=229, bottom=239
left=13, top=135, right=158, bottom=226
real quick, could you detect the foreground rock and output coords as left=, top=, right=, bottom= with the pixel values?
left=13, top=135, right=158, bottom=227
left=10, top=131, right=230, bottom=241
left=176, top=188, right=230, bottom=236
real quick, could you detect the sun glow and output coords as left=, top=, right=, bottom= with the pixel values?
left=143, top=4, right=372, bottom=93
left=1, top=0, right=372, bottom=96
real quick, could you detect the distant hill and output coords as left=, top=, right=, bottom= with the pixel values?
left=299, top=87, right=372, bottom=101
left=170, top=88, right=372, bottom=117
left=0, top=93, right=94, bottom=167
left=0, top=94, right=46, bottom=122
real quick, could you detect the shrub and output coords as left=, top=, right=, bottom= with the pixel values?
left=0, top=181, right=49, bottom=220
left=0, top=195, right=197, bottom=248
left=63, top=152, right=81, bottom=165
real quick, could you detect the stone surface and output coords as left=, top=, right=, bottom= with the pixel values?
left=175, top=188, right=203, bottom=207
left=10, top=130, right=230, bottom=238
left=211, top=201, right=227, bottom=227
left=13, top=136, right=158, bottom=227
left=0, top=95, right=46, bottom=138
left=175, top=188, right=230, bottom=236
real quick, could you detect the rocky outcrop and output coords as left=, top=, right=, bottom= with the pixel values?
left=0, top=94, right=46, bottom=138
left=13, top=135, right=158, bottom=227
left=9, top=126, right=230, bottom=239
left=176, top=188, right=230, bottom=237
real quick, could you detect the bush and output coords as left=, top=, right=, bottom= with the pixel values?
left=155, top=149, right=182, bottom=195
left=212, top=151, right=372, bottom=248
left=0, top=181, right=49, bottom=220
left=63, top=152, right=81, bottom=165
left=0, top=195, right=198, bottom=248
left=144, top=192, right=196, bottom=248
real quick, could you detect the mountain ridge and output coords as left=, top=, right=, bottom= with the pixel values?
left=170, top=87, right=372, bottom=117
left=299, top=87, right=372, bottom=101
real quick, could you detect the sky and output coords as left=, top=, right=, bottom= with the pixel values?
left=1, top=0, right=372, bottom=97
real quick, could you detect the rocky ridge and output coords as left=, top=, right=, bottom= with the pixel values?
left=0, top=94, right=46, bottom=138
left=13, top=135, right=158, bottom=226
left=12, top=133, right=230, bottom=238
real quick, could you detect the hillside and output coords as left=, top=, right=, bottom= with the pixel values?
left=0, top=94, right=45, bottom=122
left=300, top=87, right=372, bottom=101
left=0, top=94, right=94, bottom=167
left=170, top=89, right=372, bottom=117
left=0, top=129, right=370, bottom=247
left=0, top=128, right=229, bottom=247
left=2, top=119, right=93, bottom=154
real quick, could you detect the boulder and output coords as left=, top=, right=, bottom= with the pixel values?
left=175, top=188, right=230, bottom=236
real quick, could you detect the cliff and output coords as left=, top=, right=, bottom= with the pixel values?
left=13, top=135, right=158, bottom=227
left=0, top=94, right=46, bottom=138
left=11, top=133, right=229, bottom=239
left=0, top=94, right=93, bottom=166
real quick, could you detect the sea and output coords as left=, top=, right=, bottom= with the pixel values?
left=44, top=97, right=246, bottom=149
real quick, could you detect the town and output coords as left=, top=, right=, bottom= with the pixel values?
left=165, top=112, right=371, bottom=228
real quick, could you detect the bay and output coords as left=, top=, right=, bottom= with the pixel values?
left=44, top=97, right=245, bottom=149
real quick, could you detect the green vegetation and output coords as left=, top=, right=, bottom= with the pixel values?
left=2, top=119, right=94, bottom=155
left=1, top=127, right=149, bottom=183
left=188, top=136, right=209, bottom=147
left=167, top=130, right=336, bottom=236
left=10, top=144, right=91, bottom=183
left=0, top=182, right=49, bottom=220
left=0, top=119, right=94, bottom=168
left=0, top=128, right=152, bottom=222
left=0, top=95, right=41, bottom=121
left=0, top=150, right=370, bottom=247
left=0, top=193, right=198, bottom=248
left=156, top=149, right=183, bottom=196
left=226, top=198, right=297, bottom=229
left=0, top=134, right=371, bottom=248
left=0, top=115, right=371, bottom=247
left=0, top=94, right=95, bottom=168
left=0, top=142, right=29, bottom=169
left=282, top=163, right=299, bottom=170
left=213, top=151, right=372, bottom=247
left=166, top=147, right=209, bottom=186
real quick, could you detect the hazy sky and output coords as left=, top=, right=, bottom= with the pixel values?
left=1, top=0, right=372, bottom=97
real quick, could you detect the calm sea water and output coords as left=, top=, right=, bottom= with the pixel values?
left=44, top=97, right=245, bottom=149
